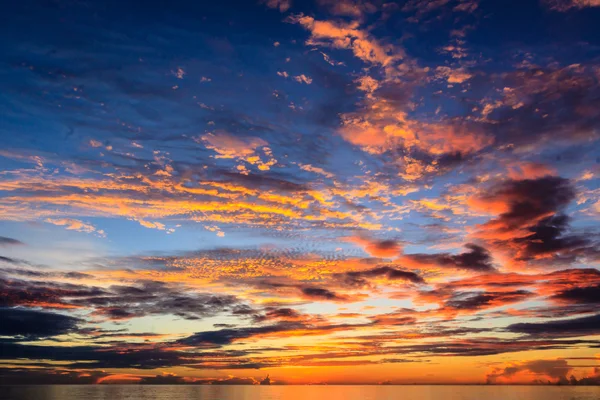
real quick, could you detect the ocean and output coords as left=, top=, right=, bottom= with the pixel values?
left=1, top=385, right=599, bottom=400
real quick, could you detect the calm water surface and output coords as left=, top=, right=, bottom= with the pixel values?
left=2, top=385, right=600, bottom=400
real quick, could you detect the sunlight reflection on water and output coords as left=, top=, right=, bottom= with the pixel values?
left=2, top=385, right=600, bottom=400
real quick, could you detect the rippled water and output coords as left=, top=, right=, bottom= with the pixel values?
left=2, top=385, right=600, bottom=400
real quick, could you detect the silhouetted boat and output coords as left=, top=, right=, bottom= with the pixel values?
left=260, top=375, right=271, bottom=385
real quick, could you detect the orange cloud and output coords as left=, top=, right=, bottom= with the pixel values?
left=288, top=15, right=399, bottom=67
left=45, top=218, right=105, bottom=237
left=346, top=236, right=402, bottom=258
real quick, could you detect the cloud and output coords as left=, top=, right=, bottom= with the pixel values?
left=435, top=66, right=472, bottom=83
left=0, top=277, right=249, bottom=321
left=468, top=176, right=599, bottom=267
left=335, top=266, right=425, bottom=288
left=82, top=281, right=247, bottom=321
left=293, top=74, right=313, bottom=84
left=1, top=158, right=377, bottom=231
left=200, top=132, right=277, bottom=172
left=481, top=64, right=600, bottom=149
left=0, top=341, right=190, bottom=370
left=551, top=284, right=600, bottom=304
left=262, top=307, right=304, bottom=321
left=486, top=359, right=572, bottom=384
left=402, top=0, right=451, bottom=17
left=287, top=14, right=399, bottom=67
left=469, top=176, right=575, bottom=240
left=211, top=376, right=258, bottom=385
left=262, top=0, right=292, bottom=12
left=0, top=256, right=22, bottom=265
left=507, top=313, right=600, bottom=337
left=316, top=0, right=377, bottom=18
left=0, top=236, right=24, bottom=246
left=0, top=368, right=109, bottom=385
left=139, top=373, right=187, bottom=384
left=0, top=277, right=105, bottom=309
left=444, top=290, right=533, bottom=311
left=402, top=244, right=495, bottom=272
left=178, top=323, right=304, bottom=346
left=45, top=218, right=105, bottom=237
left=513, top=214, right=597, bottom=262
left=338, top=99, right=493, bottom=161
left=200, top=131, right=268, bottom=158
left=347, top=236, right=402, bottom=258
left=178, top=320, right=370, bottom=347
left=0, top=307, right=81, bottom=339
left=542, top=0, right=600, bottom=11
left=300, top=286, right=348, bottom=301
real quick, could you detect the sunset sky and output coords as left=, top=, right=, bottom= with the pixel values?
left=2, top=0, right=600, bottom=386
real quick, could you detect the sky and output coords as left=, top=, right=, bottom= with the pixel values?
left=1, top=0, right=600, bottom=386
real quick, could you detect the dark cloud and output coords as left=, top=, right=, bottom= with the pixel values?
left=244, top=277, right=353, bottom=303
left=0, top=341, right=195, bottom=370
left=211, top=376, right=257, bottom=385
left=336, top=266, right=424, bottom=288
left=445, top=290, right=533, bottom=310
left=0, top=277, right=108, bottom=308
left=0, top=307, right=81, bottom=339
left=405, top=244, right=495, bottom=272
left=507, top=313, right=600, bottom=337
left=0, top=256, right=20, bottom=264
left=571, top=369, right=600, bottom=385
left=178, top=320, right=371, bottom=347
left=86, top=281, right=245, bottom=320
left=0, top=236, right=24, bottom=246
left=0, top=368, right=108, bottom=385
left=487, top=65, right=600, bottom=149
left=551, top=284, right=600, bottom=304
left=396, top=338, right=600, bottom=357
left=475, top=176, right=575, bottom=233
left=139, top=373, right=186, bottom=384
left=264, top=307, right=302, bottom=320
left=470, top=176, right=600, bottom=266
left=300, top=286, right=348, bottom=301
left=513, top=214, right=599, bottom=262
left=178, top=323, right=305, bottom=346
left=0, top=277, right=250, bottom=321
left=1, top=329, right=599, bottom=375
